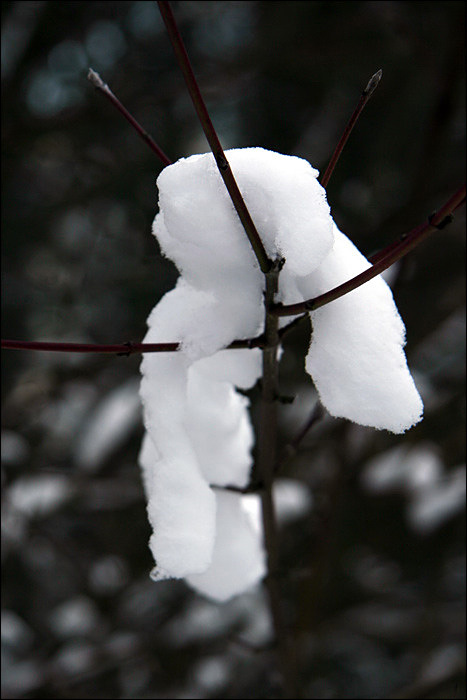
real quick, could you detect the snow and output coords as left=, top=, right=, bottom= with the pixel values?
left=408, top=464, right=466, bottom=534
left=361, top=445, right=465, bottom=534
left=139, top=147, right=423, bottom=599
left=242, top=478, right=313, bottom=531
left=362, top=444, right=442, bottom=494
left=8, top=474, right=73, bottom=517
left=301, top=226, right=423, bottom=433
left=74, top=379, right=141, bottom=471
left=185, top=490, right=266, bottom=602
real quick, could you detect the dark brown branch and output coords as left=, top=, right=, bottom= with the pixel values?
left=367, top=190, right=465, bottom=264
left=157, top=1, right=271, bottom=274
left=320, top=69, right=382, bottom=189
left=87, top=68, right=172, bottom=167
left=272, top=185, right=466, bottom=317
left=256, top=260, right=299, bottom=697
left=1, top=335, right=266, bottom=356
left=4, top=188, right=463, bottom=353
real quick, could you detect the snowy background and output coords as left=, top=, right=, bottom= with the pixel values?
left=2, top=2, right=465, bottom=698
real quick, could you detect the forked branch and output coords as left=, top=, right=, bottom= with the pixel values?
left=2, top=186, right=464, bottom=354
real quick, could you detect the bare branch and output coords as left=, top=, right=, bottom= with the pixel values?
left=320, top=69, right=382, bottom=189
left=272, top=185, right=466, bottom=317
left=1, top=335, right=265, bottom=356
left=157, top=1, right=272, bottom=274
left=87, top=68, right=172, bottom=167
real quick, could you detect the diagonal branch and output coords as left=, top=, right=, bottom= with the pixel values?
left=272, top=185, right=466, bottom=317
left=87, top=69, right=172, bottom=167
left=320, top=69, right=382, bottom=189
left=157, top=1, right=272, bottom=274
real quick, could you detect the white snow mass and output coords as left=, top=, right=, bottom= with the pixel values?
left=139, top=147, right=423, bottom=600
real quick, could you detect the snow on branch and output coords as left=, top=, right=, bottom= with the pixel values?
left=157, top=1, right=271, bottom=274
left=138, top=147, right=428, bottom=602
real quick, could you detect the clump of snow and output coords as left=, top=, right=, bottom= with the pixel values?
left=140, top=147, right=423, bottom=599
left=300, top=227, right=423, bottom=434
left=186, top=490, right=266, bottom=602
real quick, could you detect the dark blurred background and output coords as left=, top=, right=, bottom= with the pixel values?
left=1, top=2, right=465, bottom=698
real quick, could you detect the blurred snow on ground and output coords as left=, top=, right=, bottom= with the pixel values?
left=74, top=378, right=141, bottom=470
left=362, top=444, right=466, bottom=533
left=7, top=473, right=73, bottom=517
left=1, top=430, right=30, bottom=466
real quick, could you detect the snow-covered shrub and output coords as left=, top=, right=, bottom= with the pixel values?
left=139, top=147, right=423, bottom=601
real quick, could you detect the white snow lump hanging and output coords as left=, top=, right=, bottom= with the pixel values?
left=139, top=147, right=423, bottom=601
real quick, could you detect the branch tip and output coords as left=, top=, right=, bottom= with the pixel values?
left=363, top=68, right=383, bottom=97
left=158, top=0, right=270, bottom=273
left=321, top=68, right=382, bottom=189
left=87, top=68, right=107, bottom=90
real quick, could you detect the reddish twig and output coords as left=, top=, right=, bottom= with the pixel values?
left=272, top=185, right=466, bottom=317
left=367, top=190, right=465, bottom=264
left=157, top=1, right=271, bottom=274
left=4, top=188, right=464, bottom=353
left=0, top=335, right=265, bottom=356
left=87, top=68, right=172, bottom=167
left=320, top=69, right=382, bottom=189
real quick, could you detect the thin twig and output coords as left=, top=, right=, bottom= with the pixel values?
left=278, top=402, right=325, bottom=470
left=320, top=69, right=382, bottom=189
left=157, top=1, right=272, bottom=274
left=0, top=335, right=266, bottom=355
left=367, top=189, right=465, bottom=264
left=4, top=188, right=464, bottom=354
left=272, top=185, right=466, bottom=317
left=87, top=68, right=172, bottom=167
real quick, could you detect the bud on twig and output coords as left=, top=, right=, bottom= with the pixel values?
left=363, top=68, right=383, bottom=97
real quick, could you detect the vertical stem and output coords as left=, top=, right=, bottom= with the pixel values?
left=257, top=262, right=299, bottom=697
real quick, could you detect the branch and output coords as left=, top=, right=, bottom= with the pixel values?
left=87, top=68, right=172, bottom=167
left=0, top=336, right=265, bottom=356
left=320, top=69, right=382, bottom=189
left=255, top=260, right=299, bottom=697
left=157, top=1, right=272, bottom=274
left=279, top=402, right=325, bottom=470
left=272, top=185, right=466, bottom=317
left=5, top=188, right=463, bottom=354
